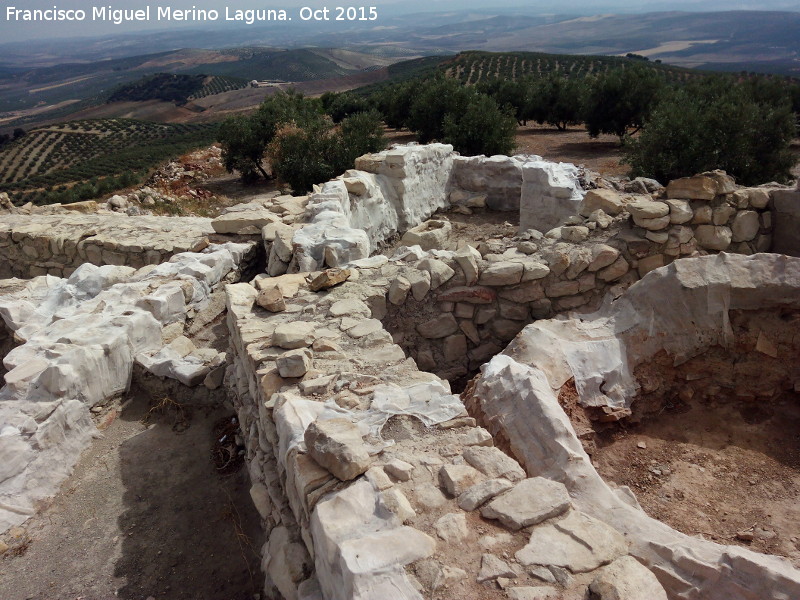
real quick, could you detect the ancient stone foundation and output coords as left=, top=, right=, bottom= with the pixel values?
left=2, top=143, right=799, bottom=600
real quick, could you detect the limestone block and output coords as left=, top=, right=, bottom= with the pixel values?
left=434, top=513, right=469, bottom=543
left=637, top=254, right=666, bottom=277
left=589, top=556, right=668, bottom=600
left=522, top=261, right=550, bottom=281
left=731, top=210, right=760, bottom=242
left=515, top=511, right=627, bottom=573
left=747, top=188, right=771, bottom=209
left=694, top=225, right=732, bottom=251
left=588, top=245, right=620, bottom=272
left=712, top=204, right=736, bottom=225
left=257, top=286, right=286, bottom=312
left=381, top=488, right=416, bottom=523
left=479, top=261, right=524, bottom=286
left=480, top=477, right=571, bottom=530
left=212, top=208, right=279, bottom=234
left=458, top=478, right=514, bottom=511
left=665, top=199, right=693, bottom=224
left=454, top=246, right=481, bottom=285
left=417, top=258, right=455, bottom=289
left=580, top=189, right=624, bottom=216
left=407, top=269, right=431, bottom=301
left=463, top=446, right=526, bottom=482
left=386, top=276, right=410, bottom=305
left=443, top=334, right=468, bottom=363
left=277, top=349, right=312, bottom=378
left=273, top=322, right=316, bottom=349
left=477, top=553, right=517, bottom=582
left=666, top=175, right=717, bottom=200
left=439, top=464, right=484, bottom=496
left=400, top=220, right=453, bottom=251
left=437, top=286, right=496, bottom=304
left=520, top=160, right=584, bottom=233
left=627, top=200, right=669, bottom=220
left=384, top=459, right=414, bottom=481
left=304, top=418, right=371, bottom=481
left=417, top=314, right=459, bottom=339
left=561, top=226, right=590, bottom=243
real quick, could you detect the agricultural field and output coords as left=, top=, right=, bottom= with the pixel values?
left=0, top=118, right=217, bottom=205
left=107, top=74, right=249, bottom=105
left=442, top=51, right=703, bottom=85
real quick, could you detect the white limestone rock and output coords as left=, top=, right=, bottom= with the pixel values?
left=273, top=322, right=316, bottom=349
left=589, top=556, right=668, bottom=600
left=515, top=510, right=627, bottom=573
left=463, top=446, right=526, bottom=482
left=458, top=478, right=514, bottom=511
left=520, top=160, right=584, bottom=234
left=480, top=477, right=571, bottom=530
left=304, top=418, right=371, bottom=481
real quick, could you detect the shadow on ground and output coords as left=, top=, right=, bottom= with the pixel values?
left=114, top=395, right=262, bottom=600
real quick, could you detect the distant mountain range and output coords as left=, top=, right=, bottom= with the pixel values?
left=0, top=10, right=798, bottom=131
left=1, top=9, right=798, bottom=75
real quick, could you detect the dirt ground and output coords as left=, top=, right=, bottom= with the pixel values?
left=514, top=124, right=628, bottom=177
left=0, top=394, right=263, bottom=600
left=592, top=396, right=800, bottom=565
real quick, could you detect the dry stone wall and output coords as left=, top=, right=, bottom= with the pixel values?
left=381, top=171, right=774, bottom=383
left=0, top=242, right=255, bottom=534
left=224, top=268, right=669, bottom=600
left=0, top=214, right=216, bottom=279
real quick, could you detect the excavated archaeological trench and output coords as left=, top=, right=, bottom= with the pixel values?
left=2, top=145, right=800, bottom=600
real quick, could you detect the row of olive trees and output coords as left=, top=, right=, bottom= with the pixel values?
left=217, top=91, right=385, bottom=193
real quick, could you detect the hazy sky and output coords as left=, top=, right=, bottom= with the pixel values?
left=1, top=0, right=798, bottom=42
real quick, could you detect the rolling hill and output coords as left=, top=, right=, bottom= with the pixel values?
left=0, top=118, right=217, bottom=204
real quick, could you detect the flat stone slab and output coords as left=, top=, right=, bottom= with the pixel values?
left=480, top=477, right=571, bottom=530
left=515, top=510, right=628, bottom=573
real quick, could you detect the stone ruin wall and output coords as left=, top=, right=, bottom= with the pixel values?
left=0, top=214, right=217, bottom=279
left=462, top=253, right=800, bottom=600
left=224, top=267, right=671, bottom=600
left=257, top=145, right=778, bottom=385
left=2, top=143, right=800, bottom=600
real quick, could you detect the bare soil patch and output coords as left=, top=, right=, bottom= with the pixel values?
left=593, top=396, right=800, bottom=565
left=514, top=124, right=627, bottom=177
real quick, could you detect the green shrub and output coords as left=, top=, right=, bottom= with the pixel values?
left=442, top=94, right=517, bottom=156
left=584, top=66, right=664, bottom=140
left=624, top=78, right=797, bottom=185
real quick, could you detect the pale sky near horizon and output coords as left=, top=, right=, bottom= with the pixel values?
left=0, top=0, right=798, bottom=43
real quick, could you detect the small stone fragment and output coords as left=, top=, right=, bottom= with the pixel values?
left=477, top=553, right=516, bottom=583
left=277, top=349, right=311, bottom=378
left=439, top=463, right=484, bottom=496
left=458, top=478, right=514, bottom=511
left=434, top=512, right=469, bottom=543
left=381, top=488, right=416, bottom=522
left=309, top=268, right=351, bottom=291
left=384, top=458, right=414, bottom=481
left=256, top=285, right=286, bottom=312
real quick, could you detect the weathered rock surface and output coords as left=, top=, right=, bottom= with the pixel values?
left=516, top=510, right=627, bottom=572
left=480, top=477, right=571, bottom=530
left=304, top=418, right=371, bottom=481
